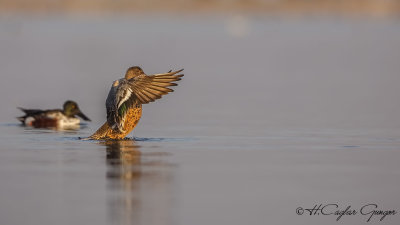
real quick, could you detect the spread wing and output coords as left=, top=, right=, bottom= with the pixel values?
left=105, top=69, right=184, bottom=132
left=130, top=69, right=184, bottom=104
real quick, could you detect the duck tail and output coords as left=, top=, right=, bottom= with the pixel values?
left=16, top=116, right=26, bottom=124
left=17, top=107, right=27, bottom=113
left=16, top=107, right=26, bottom=124
left=89, top=122, right=111, bottom=140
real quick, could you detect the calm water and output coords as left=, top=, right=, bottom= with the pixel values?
left=0, top=15, right=400, bottom=225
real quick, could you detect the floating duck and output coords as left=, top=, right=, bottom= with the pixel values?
left=17, top=100, right=91, bottom=128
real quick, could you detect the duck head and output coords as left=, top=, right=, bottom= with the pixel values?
left=63, top=100, right=91, bottom=121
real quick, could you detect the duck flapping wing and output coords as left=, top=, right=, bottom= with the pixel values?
left=106, top=69, right=184, bottom=132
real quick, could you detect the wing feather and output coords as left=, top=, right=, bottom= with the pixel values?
left=129, top=69, right=184, bottom=104
left=147, top=85, right=172, bottom=93
left=105, top=69, right=184, bottom=132
left=106, top=79, right=138, bottom=131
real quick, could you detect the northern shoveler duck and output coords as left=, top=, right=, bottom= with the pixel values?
left=89, top=66, right=183, bottom=140
left=17, top=100, right=91, bottom=128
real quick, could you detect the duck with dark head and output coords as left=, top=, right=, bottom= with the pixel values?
left=17, top=100, right=91, bottom=128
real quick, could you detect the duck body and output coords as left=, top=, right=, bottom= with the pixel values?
left=17, top=101, right=91, bottom=129
left=90, top=106, right=142, bottom=139
left=90, top=66, right=183, bottom=140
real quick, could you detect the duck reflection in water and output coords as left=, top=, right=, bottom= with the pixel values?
left=100, top=139, right=176, bottom=225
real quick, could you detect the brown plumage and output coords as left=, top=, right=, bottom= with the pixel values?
left=90, top=66, right=183, bottom=140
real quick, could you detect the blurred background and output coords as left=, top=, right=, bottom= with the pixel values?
left=0, top=1, right=400, bottom=225
left=1, top=0, right=400, bottom=16
left=0, top=0, right=399, bottom=131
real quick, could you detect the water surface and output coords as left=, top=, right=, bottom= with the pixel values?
left=0, top=15, right=399, bottom=225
